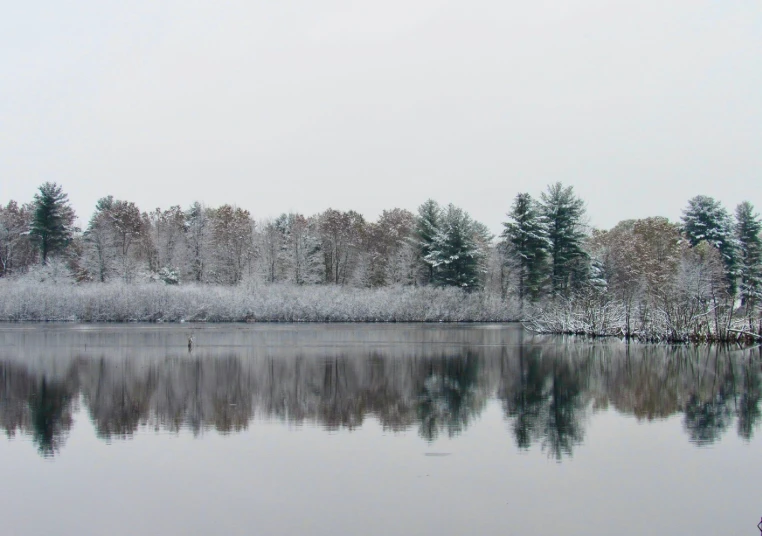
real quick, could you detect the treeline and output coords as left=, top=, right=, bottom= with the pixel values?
left=0, top=183, right=496, bottom=290
left=1, top=182, right=760, bottom=337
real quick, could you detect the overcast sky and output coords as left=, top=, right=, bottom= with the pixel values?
left=2, top=0, right=760, bottom=234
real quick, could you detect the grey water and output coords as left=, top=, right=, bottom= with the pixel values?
left=1, top=323, right=760, bottom=536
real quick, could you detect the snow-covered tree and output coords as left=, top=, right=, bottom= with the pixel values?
left=540, top=182, right=588, bottom=294
left=318, top=209, right=365, bottom=285
left=29, top=182, right=76, bottom=265
left=258, top=217, right=287, bottom=283
left=425, top=204, right=485, bottom=290
left=184, top=202, right=210, bottom=283
left=681, top=195, right=738, bottom=294
left=632, top=217, right=683, bottom=293
left=735, top=201, right=762, bottom=316
left=364, top=208, right=416, bottom=287
left=147, top=206, right=186, bottom=274
left=111, top=199, right=149, bottom=282
left=83, top=196, right=150, bottom=282
left=471, top=220, right=494, bottom=289
left=677, top=241, right=731, bottom=338
left=83, top=197, right=114, bottom=282
left=0, top=201, right=36, bottom=276
left=586, top=217, right=684, bottom=337
left=414, top=199, right=441, bottom=285
left=501, top=193, right=550, bottom=303
left=280, top=213, right=323, bottom=285
left=208, top=205, right=255, bottom=285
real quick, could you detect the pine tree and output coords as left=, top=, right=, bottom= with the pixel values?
left=414, top=199, right=441, bottom=285
left=540, top=183, right=588, bottom=294
left=735, top=201, right=762, bottom=312
left=30, top=182, right=76, bottom=264
left=185, top=202, right=209, bottom=283
left=681, top=195, right=738, bottom=294
left=502, top=193, right=549, bottom=303
left=426, top=204, right=484, bottom=290
left=84, top=196, right=115, bottom=282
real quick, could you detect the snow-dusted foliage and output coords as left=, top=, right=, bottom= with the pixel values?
left=363, top=208, right=417, bottom=287
left=318, top=209, right=365, bottom=285
left=424, top=203, right=488, bottom=290
left=681, top=195, right=738, bottom=293
left=540, top=182, right=589, bottom=294
left=281, top=213, right=324, bottom=285
left=15, top=257, right=76, bottom=286
left=184, top=202, right=210, bottom=283
left=526, top=239, right=745, bottom=342
left=84, top=196, right=152, bottom=283
left=207, top=205, right=256, bottom=285
left=413, top=199, right=441, bottom=285
left=735, top=201, right=762, bottom=322
left=0, top=200, right=36, bottom=276
left=30, top=182, right=77, bottom=265
left=3, top=182, right=761, bottom=338
left=0, top=280, right=520, bottom=323
left=501, top=193, right=550, bottom=303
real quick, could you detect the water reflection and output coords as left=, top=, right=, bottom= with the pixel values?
left=501, top=347, right=587, bottom=460
left=0, top=325, right=759, bottom=458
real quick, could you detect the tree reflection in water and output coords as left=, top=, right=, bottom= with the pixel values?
left=29, top=377, right=76, bottom=457
left=0, top=326, right=760, bottom=458
left=501, top=346, right=586, bottom=460
left=737, top=357, right=762, bottom=441
left=417, top=353, right=483, bottom=442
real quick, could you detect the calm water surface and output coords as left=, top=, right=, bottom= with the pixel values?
left=1, top=323, right=760, bottom=536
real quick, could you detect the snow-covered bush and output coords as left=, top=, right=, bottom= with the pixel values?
left=158, top=267, right=180, bottom=285
left=13, top=258, right=75, bottom=286
left=0, top=280, right=521, bottom=323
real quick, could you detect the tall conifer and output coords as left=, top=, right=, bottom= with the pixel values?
left=502, top=193, right=549, bottom=303
left=540, top=183, right=588, bottom=294
left=681, top=195, right=738, bottom=294
left=735, top=201, right=762, bottom=312
left=30, top=182, right=76, bottom=264
left=415, top=199, right=441, bottom=285
left=426, top=204, right=483, bottom=290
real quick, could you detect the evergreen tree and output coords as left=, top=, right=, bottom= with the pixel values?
left=502, top=193, right=549, bottom=303
left=735, top=201, right=762, bottom=311
left=185, top=202, right=209, bottom=282
left=84, top=196, right=115, bottom=282
left=414, top=199, right=441, bottom=285
left=426, top=204, right=484, bottom=290
left=471, top=220, right=494, bottom=290
left=30, top=182, right=76, bottom=264
left=681, top=195, right=738, bottom=294
left=540, top=183, right=588, bottom=294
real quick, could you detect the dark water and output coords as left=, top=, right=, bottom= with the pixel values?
left=1, top=323, right=760, bottom=536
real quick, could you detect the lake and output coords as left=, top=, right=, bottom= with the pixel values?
left=0, top=323, right=760, bottom=536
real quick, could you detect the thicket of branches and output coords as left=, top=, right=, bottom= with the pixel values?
left=1, top=182, right=760, bottom=337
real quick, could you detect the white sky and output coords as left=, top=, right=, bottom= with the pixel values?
left=2, top=0, right=760, bottom=235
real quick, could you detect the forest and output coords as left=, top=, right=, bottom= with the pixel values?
left=0, top=182, right=760, bottom=340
